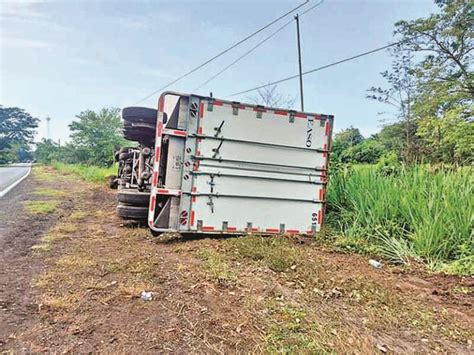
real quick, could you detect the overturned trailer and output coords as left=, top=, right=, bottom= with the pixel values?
left=116, top=92, right=333, bottom=236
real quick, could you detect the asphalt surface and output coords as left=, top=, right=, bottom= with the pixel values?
left=0, top=164, right=31, bottom=195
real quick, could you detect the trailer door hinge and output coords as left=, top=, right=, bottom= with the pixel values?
left=214, top=120, right=225, bottom=137
left=212, top=140, right=224, bottom=158
left=208, top=174, right=216, bottom=193
left=207, top=196, right=215, bottom=213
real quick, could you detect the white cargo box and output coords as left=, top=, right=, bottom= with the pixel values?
left=148, top=92, right=333, bottom=236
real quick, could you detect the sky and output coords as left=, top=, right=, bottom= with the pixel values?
left=0, top=0, right=438, bottom=143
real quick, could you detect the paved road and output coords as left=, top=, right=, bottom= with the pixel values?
left=0, top=164, right=31, bottom=195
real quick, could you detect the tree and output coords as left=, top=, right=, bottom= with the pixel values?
left=367, top=46, right=419, bottom=164
left=0, top=106, right=38, bottom=163
left=344, top=139, right=385, bottom=164
left=393, top=0, right=473, bottom=164
left=417, top=104, right=474, bottom=163
left=34, top=139, right=60, bottom=164
left=331, top=127, right=364, bottom=162
left=395, top=0, right=473, bottom=98
left=374, top=121, right=424, bottom=161
left=248, top=84, right=296, bottom=108
left=69, top=108, right=125, bottom=166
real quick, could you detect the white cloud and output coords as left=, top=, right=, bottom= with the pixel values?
left=110, top=10, right=184, bottom=31
left=0, top=1, right=46, bottom=19
left=1, top=36, right=52, bottom=49
left=0, top=1, right=72, bottom=32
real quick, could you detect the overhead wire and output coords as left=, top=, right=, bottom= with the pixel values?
left=132, top=0, right=310, bottom=105
left=192, top=0, right=325, bottom=93
left=228, top=41, right=402, bottom=97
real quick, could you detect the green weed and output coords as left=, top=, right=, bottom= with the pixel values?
left=326, top=165, right=473, bottom=273
left=264, top=301, right=333, bottom=353
left=441, top=255, right=474, bottom=276
left=227, top=235, right=298, bottom=272
left=196, top=249, right=237, bottom=285
left=51, top=162, right=117, bottom=184
left=23, top=200, right=59, bottom=214
left=32, top=188, right=66, bottom=198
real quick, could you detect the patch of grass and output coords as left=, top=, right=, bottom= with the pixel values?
left=32, top=223, right=76, bottom=254
left=332, top=235, right=378, bottom=255
left=441, top=255, right=474, bottom=276
left=23, top=200, right=59, bottom=214
left=55, top=255, right=95, bottom=269
left=196, top=249, right=237, bottom=285
left=51, top=161, right=117, bottom=184
left=94, top=209, right=114, bottom=218
left=452, top=286, right=471, bottom=295
left=34, top=272, right=56, bottom=288
left=226, top=236, right=299, bottom=272
left=33, top=165, right=57, bottom=181
left=40, top=231, right=67, bottom=244
left=338, top=277, right=393, bottom=306
left=83, top=278, right=110, bottom=291
left=69, top=211, right=89, bottom=220
left=264, top=301, right=333, bottom=353
left=128, top=259, right=157, bottom=281
left=32, top=188, right=66, bottom=198
left=40, top=293, right=80, bottom=312
left=31, top=243, right=51, bottom=252
left=105, top=261, right=124, bottom=273
left=327, top=165, right=473, bottom=272
left=52, top=222, right=77, bottom=234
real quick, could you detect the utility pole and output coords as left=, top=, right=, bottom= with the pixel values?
left=295, top=14, right=304, bottom=111
left=45, top=117, right=51, bottom=141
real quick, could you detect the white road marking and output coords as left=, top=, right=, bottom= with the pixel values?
left=0, top=164, right=32, bottom=198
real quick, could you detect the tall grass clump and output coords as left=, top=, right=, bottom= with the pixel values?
left=326, top=165, right=473, bottom=274
left=51, top=162, right=116, bottom=183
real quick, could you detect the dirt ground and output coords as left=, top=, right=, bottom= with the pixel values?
left=0, top=166, right=472, bottom=353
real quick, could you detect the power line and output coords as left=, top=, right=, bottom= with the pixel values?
left=229, top=41, right=402, bottom=97
left=133, top=0, right=310, bottom=105
left=193, top=0, right=325, bottom=93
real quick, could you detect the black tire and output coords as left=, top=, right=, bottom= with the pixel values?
left=114, top=147, right=134, bottom=162
left=117, top=190, right=150, bottom=206
left=108, top=176, right=118, bottom=189
left=123, top=121, right=155, bottom=131
left=116, top=204, right=148, bottom=220
left=150, top=229, right=162, bottom=237
left=122, top=107, right=158, bottom=124
left=123, top=130, right=154, bottom=145
left=114, top=150, right=120, bottom=162
left=119, top=152, right=134, bottom=161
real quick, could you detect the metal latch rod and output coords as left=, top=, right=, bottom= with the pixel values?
left=193, top=156, right=326, bottom=172
left=192, top=134, right=327, bottom=153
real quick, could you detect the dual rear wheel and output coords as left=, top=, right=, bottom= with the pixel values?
left=116, top=106, right=156, bottom=221
left=116, top=189, right=150, bottom=220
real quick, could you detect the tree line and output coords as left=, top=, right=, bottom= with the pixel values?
left=34, top=109, right=126, bottom=166
left=0, top=106, right=125, bottom=166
